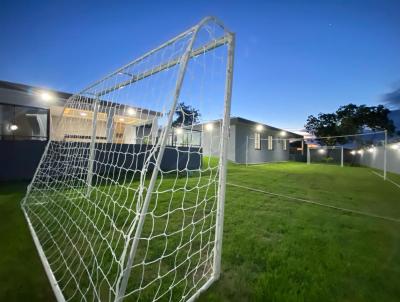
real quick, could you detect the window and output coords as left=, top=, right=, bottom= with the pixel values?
left=283, top=139, right=287, bottom=150
left=254, top=132, right=261, bottom=150
left=268, top=136, right=273, bottom=150
left=0, top=103, right=48, bottom=141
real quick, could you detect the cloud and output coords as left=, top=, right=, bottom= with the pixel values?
left=383, top=86, right=400, bottom=109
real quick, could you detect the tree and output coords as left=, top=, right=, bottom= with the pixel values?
left=305, top=103, right=395, bottom=145
left=172, top=102, right=201, bottom=127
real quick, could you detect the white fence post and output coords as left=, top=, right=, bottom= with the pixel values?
left=246, top=136, right=249, bottom=167
left=341, top=146, right=344, bottom=168
left=384, top=130, right=387, bottom=180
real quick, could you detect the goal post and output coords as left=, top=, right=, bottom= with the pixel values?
left=384, top=130, right=387, bottom=180
left=22, top=16, right=235, bottom=302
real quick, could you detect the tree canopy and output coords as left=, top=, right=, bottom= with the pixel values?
left=305, top=104, right=395, bottom=144
left=172, top=102, right=201, bottom=127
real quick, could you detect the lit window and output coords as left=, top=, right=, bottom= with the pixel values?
left=0, top=104, right=48, bottom=141
left=254, top=132, right=261, bottom=150
left=268, top=136, right=273, bottom=150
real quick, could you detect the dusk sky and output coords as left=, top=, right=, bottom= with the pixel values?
left=1, top=0, right=399, bottom=130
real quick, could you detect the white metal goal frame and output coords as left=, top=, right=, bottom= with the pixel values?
left=21, top=16, right=235, bottom=302
left=306, top=145, right=345, bottom=167
left=305, top=130, right=388, bottom=180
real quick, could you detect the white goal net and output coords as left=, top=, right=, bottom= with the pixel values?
left=306, top=131, right=388, bottom=174
left=22, top=16, right=234, bottom=302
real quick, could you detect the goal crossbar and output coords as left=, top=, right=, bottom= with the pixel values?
left=96, top=36, right=230, bottom=98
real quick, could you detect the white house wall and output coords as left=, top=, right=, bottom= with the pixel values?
left=50, top=114, right=107, bottom=142
left=357, top=143, right=400, bottom=175
left=234, top=122, right=289, bottom=164
left=201, top=122, right=236, bottom=161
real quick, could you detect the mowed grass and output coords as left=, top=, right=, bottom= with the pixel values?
left=0, top=162, right=400, bottom=301
left=22, top=166, right=220, bottom=301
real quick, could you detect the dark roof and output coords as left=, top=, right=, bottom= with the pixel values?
left=0, top=80, right=162, bottom=116
left=230, top=117, right=303, bottom=138
left=0, top=80, right=72, bottom=99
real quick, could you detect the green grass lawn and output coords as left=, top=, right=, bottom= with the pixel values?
left=1, top=162, right=400, bottom=301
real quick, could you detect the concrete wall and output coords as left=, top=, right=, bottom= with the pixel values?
left=357, top=143, right=400, bottom=174
left=235, top=122, right=289, bottom=164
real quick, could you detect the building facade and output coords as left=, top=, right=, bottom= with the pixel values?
left=199, top=117, right=303, bottom=164
left=0, top=80, right=200, bottom=181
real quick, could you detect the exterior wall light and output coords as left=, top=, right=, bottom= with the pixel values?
left=127, top=108, right=136, bottom=116
left=205, top=123, right=213, bottom=131
left=40, top=91, right=54, bottom=101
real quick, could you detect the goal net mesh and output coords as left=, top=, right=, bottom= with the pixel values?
left=22, top=17, right=233, bottom=302
left=307, top=132, right=387, bottom=167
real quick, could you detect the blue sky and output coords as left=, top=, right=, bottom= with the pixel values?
left=1, top=0, right=399, bottom=129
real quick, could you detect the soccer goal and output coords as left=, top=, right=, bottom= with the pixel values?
left=307, top=145, right=345, bottom=167
left=306, top=131, right=388, bottom=179
left=22, top=16, right=234, bottom=302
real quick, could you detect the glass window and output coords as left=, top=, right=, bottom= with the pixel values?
left=0, top=104, right=13, bottom=138
left=283, top=139, right=287, bottom=150
left=254, top=132, right=261, bottom=150
left=268, top=136, right=273, bottom=150
left=0, top=103, right=48, bottom=141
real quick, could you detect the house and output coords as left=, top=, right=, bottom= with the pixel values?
left=0, top=80, right=200, bottom=181
left=0, top=80, right=160, bottom=144
left=198, top=117, right=304, bottom=164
